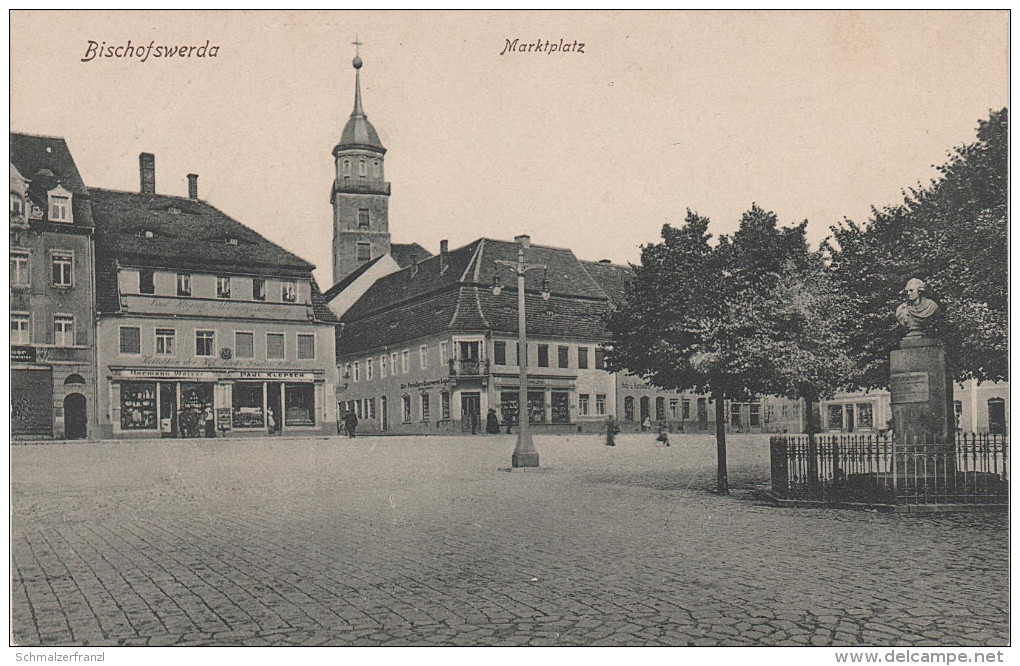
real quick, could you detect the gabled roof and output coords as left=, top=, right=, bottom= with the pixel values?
left=323, top=254, right=385, bottom=301
left=390, top=242, right=434, bottom=269
left=580, top=260, right=634, bottom=308
left=9, top=133, right=93, bottom=228
left=338, top=237, right=619, bottom=355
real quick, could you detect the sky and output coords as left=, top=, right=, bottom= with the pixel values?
left=10, top=10, right=1009, bottom=289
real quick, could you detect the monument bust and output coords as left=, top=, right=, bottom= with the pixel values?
left=895, top=278, right=938, bottom=335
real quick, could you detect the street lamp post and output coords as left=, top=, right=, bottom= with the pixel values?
left=493, top=234, right=549, bottom=468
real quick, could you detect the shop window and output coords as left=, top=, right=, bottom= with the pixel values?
left=10, top=314, right=30, bottom=345
left=493, top=341, right=506, bottom=366
left=579, top=394, right=590, bottom=416
left=749, top=403, right=761, bottom=427
left=216, top=276, right=231, bottom=299
left=179, top=383, right=214, bottom=437
left=232, top=382, right=265, bottom=428
left=120, top=381, right=157, bottom=430
left=267, top=333, right=285, bottom=359
left=139, top=269, right=155, bottom=294
left=537, top=344, right=549, bottom=368
left=358, top=209, right=370, bottom=229
left=551, top=391, right=570, bottom=423
left=196, top=330, right=215, bottom=356
left=595, top=394, right=606, bottom=416
left=421, top=394, right=431, bottom=421
left=10, top=251, right=29, bottom=286
left=594, top=348, right=606, bottom=370
left=356, top=242, right=371, bottom=262
left=441, top=392, right=451, bottom=420
left=51, top=252, right=72, bottom=287
left=120, top=326, right=140, bottom=355
left=577, top=347, right=589, bottom=369
left=528, top=391, right=547, bottom=424
left=156, top=328, right=176, bottom=356
left=402, top=395, right=412, bottom=423
left=282, top=280, right=298, bottom=303
left=297, top=334, right=315, bottom=359
left=284, top=383, right=315, bottom=426
left=177, top=273, right=191, bottom=296
left=253, top=277, right=266, bottom=301
left=53, top=315, right=74, bottom=347
left=624, top=396, right=635, bottom=421
left=235, top=332, right=254, bottom=358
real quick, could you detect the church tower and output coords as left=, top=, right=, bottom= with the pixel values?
left=331, top=45, right=391, bottom=285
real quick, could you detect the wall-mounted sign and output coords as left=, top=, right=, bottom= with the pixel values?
left=11, top=346, right=37, bottom=363
left=400, top=377, right=452, bottom=390
left=216, top=408, right=232, bottom=431
left=122, top=294, right=311, bottom=321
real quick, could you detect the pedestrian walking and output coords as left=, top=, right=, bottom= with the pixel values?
left=343, top=410, right=358, bottom=438
left=604, top=416, right=619, bottom=447
left=485, top=408, right=500, bottom=434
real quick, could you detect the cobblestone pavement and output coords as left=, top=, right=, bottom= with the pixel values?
left=11, top=434, right=1008, bottom=646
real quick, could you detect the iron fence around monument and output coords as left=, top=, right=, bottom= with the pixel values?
left=770, top=432, right=1008, bottom=506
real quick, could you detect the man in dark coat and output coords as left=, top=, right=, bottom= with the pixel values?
left=485, top=408, right=500, bottom=434
left=343, top=410, right=358, bottom=438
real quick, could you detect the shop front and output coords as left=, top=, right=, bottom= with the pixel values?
left=108, top=367, right=327, bottom=438
left=492, top=374, right=576, bottom=430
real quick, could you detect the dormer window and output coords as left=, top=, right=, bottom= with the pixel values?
left=48, top=186, right=72, bottom=223
left=224, top=237, right=238, bottom=246
left=167, top=206, right=181, bottom=215
left=10, top=193, right=24, bottom=218
left=281, top=280, right=297, bottom=303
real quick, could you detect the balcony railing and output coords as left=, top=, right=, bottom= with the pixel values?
left=335, top=178, right=391, bottom=195
left=449, top=358, right=489, bottom=377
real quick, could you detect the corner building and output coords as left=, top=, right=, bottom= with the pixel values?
left=93, top=155, right=339, bottom=438
left=9, top=134, right=97, bottom=439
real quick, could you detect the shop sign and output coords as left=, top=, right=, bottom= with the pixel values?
left=11, top=346, right=36, bottom=363
left=400, top=377, right=451, bottom=390
left=493, top=375, right=575, bottom=389
left=233, top=370, right=316, bottom=380
left=216, top=408, right=232, bottom=431
left=117, top=368, right=218, bottom=381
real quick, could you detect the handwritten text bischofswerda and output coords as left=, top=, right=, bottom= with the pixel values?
left=81, top=40, right=220, bottom=63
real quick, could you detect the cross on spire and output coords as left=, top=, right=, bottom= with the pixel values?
left=352, top=36, right=362, bottom=57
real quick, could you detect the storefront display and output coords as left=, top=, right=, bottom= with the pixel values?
left=284, top=382, right=315, bottom=426
left=179, top=382, right=213, bottom=437
left=551, top=391, right=570, bottom=424
left=232, top=382, right=265, bottom=428
left=527, top=390, right=546, bottom=424
left=121, top=381, right=157, bottom=430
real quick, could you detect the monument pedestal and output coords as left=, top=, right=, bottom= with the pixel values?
left=889, top=334, right=954, bottom=481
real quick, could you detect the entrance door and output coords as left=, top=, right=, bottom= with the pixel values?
left=63, top=394, right=87, bottom=439
left=267, top=383, right=282, bottom=434
left=159, top=383, right=177, bottom=437
left=461, top=393, right=481, bottom=433
left=988, top=398, right=1006, bottom=435
left=640, top=396, right=650, bottom=423
left=380, top=396, right=388, bottom=431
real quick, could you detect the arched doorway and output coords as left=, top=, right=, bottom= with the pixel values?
left=64, top=393, right=87, bottom=439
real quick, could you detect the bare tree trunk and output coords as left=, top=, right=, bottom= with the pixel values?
left=713, top=386, right=728, bottom=495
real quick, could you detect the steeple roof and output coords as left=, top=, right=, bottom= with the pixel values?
left=335, top=52, right=386, bottom=154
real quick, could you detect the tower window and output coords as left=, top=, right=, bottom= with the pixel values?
left=359, top=160, right=366, bottom=177
left=373, top=161, right=380, bottom=177
left=356, top=242, right=371, bottom=262
left=358, top=209, right=370, bottom=229
left=343, top=160, right=351, bottom=176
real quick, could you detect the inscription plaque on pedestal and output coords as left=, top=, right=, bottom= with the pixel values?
left=889, top=372, right=929, bottom=403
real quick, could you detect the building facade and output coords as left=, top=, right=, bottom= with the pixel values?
left=92, top=154, right=340, bottom=439
left=10, top=134, right=97, bottom=439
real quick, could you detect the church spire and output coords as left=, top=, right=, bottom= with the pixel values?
left=335, top=37, right=385, bottom=153
left=351, top=36, right=365, bottom=117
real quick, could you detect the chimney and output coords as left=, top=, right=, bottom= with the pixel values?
left=440, top=239, right=448, bottom=272
left=187, top=174, right=199, bottom=199
left=515, top=234, right=531, bottom=249
left=139, top=152, right=155, bottom=195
